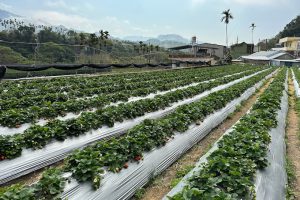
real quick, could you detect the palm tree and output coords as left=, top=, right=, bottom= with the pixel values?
left=139, top=41, right=144, bottom=53
left=155, top=45, right=159, bottom=51
left=79, top=33, right=86, bottom=45
left=104, top=31, right=109, bottom=39
left=250, top=23, right=256, bottom=44
left=221, top=9, right=233, bottom=47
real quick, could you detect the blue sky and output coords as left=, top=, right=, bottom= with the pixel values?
left=0, top=0, right=299, bottom=45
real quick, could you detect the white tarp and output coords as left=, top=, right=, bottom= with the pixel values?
left=0, top=69, right=273, bottom=185
left=61, top=72, right=275, bottom=200
left=0, top=70, right=251, bottom=136
left=164, top=71, right=287, bottom=200
left=254, top=73, right=288, bottom=200
left=291, top=69, right=300, bottom=98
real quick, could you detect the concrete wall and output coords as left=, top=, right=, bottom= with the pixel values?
left=276, top=54, right=295, bottom=60
left=199, top=43, right=226, bottom=59
left=243, top=59, right=270, bottom=65
left=271, top=60, right=300, bottom=67
left=231, top=43, right=254, bottom=59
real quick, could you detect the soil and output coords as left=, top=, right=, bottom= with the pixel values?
left=1, top=161, right=64, bottom=188
left=139, top=78, right=274, bottom=200
left=286, top=74, right=300, bottom=199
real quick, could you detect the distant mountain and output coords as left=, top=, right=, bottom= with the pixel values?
left=0, top=9, right=70, bottom=33
left=123, top=36, right=153, bottom=42
left=157, top=34, right=189, bottom=43
left=123, top=34, right=189, bottom=43
left=144, top=38, right=185, bottom=48
left=122, top=34, right=190, bottom=48
left=0, top=9, right=193, bottom=48
left=0, top=9, right=20, bottom=19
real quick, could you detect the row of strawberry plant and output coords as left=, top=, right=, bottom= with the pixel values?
left=0, top=65, right=192, bottom=92
left=0, top=68, right=272, bottom=199
left=1, top=69, right=206, bottom=105
left=169, top=69, right=286, bottom=199
left=63, top=69, right=273, bottom=189
left=1, top=67, right=176, bottom=96
left=0, top=68, right=263, bottom=128
left=1, top=65, right=256, bottom=100
left=292, top=67, right=300, bottom=87
left=0, top=68, right=273, bottom=160
left=0, top=168, right=65, bottom=200
left=0, top=65, right=258, bottom=110
left=1, top=65, right=255, bottom=92
left=0, top=66, right=257, bottom=111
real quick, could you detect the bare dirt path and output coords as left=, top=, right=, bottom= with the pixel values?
left=286, top=73, right=300, bottom=199
left=138, top=77, right=274, bottom=200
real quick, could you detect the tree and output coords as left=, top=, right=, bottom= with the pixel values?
left=150, top=44, right=154, bottom=52
left=250, top=23, right=256, bottom=44
left=37, top=42, right=74, bottom=63
left=79, top=33, right=86, bottom=45
left=104, top=31, right=109, bottom=39
left=155, top=45, right=160, bottom=51
left=139, top=41, right=144, bottom=53
left=0, top=45, right=29, bottom=64
left=88, top=33, right=98, bottom=47
left=221, top=9, right=233, bottom=47
left=277, top=15, right=300, bottom=38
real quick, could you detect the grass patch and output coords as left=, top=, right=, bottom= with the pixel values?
left=170, top=165, right=194, bottom=188
left=132, top=188, right=146, bottom=200
left=286, top=157, right=296, bottom=200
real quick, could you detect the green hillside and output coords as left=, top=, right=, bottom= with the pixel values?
left=258, top=15, right=300, bottom=50
left=277, top=15, right=300, bottom=38
left=0, top=21, right=169, bottom=64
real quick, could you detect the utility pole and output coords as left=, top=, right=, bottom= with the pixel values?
left=250, top=23, right=256, bottom=45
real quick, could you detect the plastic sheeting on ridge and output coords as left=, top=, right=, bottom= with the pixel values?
left=292, top=69, right=300, bottom=98
left=163, top=71, right=277, bottom=199
left=3, top=62, right=179, bottom=73
left=164, top=70, right=287, bottom=200
left=0, top=69, right=271, bottom=184
left=0, top=70, right=250, bottom=137
left=61, top=71, right=274, bottom=200
left=254, top=73, right=288, bottom=200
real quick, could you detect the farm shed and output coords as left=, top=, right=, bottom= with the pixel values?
left=240, top=50, right=295, bottom=65
left=230, top=42, right=254, bottom=59
left=169, top=43, right=227, bottom=59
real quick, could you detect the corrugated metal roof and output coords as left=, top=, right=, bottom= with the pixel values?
left=169, top=43, right=224, bottom=50
left=241, top=50, right=289, bottom=61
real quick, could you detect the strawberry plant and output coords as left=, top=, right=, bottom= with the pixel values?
left=0, top=168, right=65, bottom=200
left=0, top=68, right=273, bottom=159
left=0, top=66, right=264, bottom=127
left=63, top=69, right=273, bottom=189
left=169, top=69, right=286, bottom=199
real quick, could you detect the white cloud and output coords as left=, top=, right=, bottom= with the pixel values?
left=123, top=20, right=130, bottom=25
left=33, top=11, right=93, bottom=31
left=31, top=10, right=161, bottom=36
left=45, top=0, right=78, bottom=12
left=0, top=2, right=12, bottom=11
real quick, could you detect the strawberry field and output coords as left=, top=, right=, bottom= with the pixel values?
left=0, top=65, right=293, bottom=200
